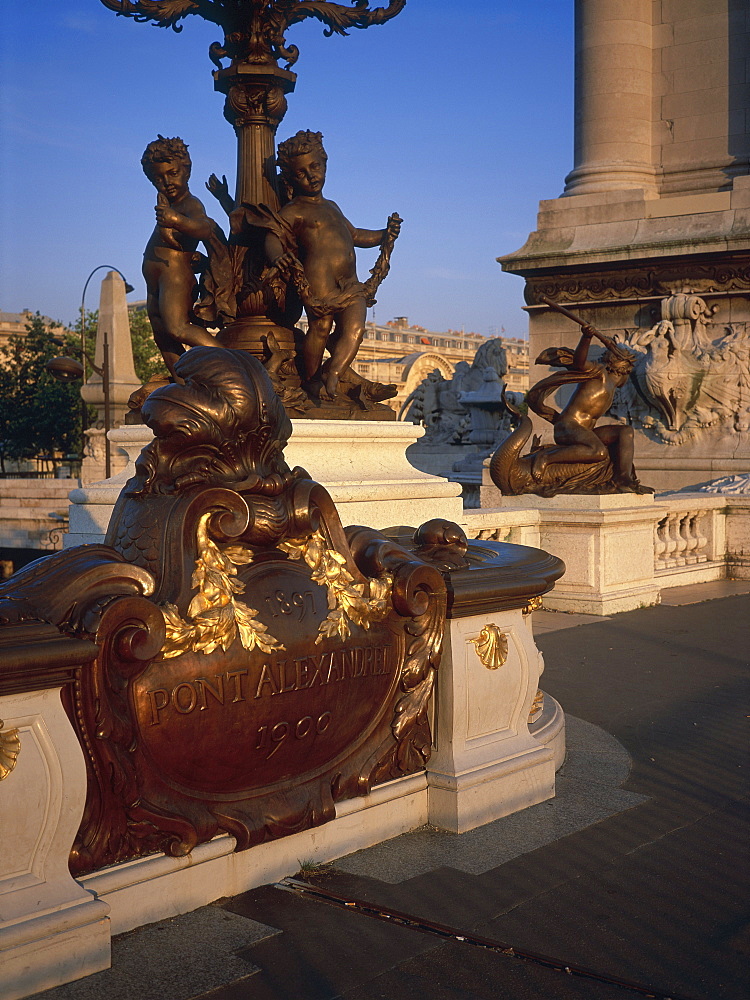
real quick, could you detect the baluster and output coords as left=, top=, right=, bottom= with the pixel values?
left=675, top=513, right=689, bottom=566
left=664, top=513, right=680, bottom=567
left=693, top=510, right=709, bottom=562
left=682, top=511, right=699, bottom=564
left=654, top=516, right=668, bottom=571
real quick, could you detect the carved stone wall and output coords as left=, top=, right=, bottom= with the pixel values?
left=517, top=281, right=750, bottom=491
left=500, top=0, right=750, bottom=491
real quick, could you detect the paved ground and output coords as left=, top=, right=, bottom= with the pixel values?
left=34, top=585, right=749, bottom=1000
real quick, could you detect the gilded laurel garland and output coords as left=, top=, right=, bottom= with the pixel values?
left=470, top=624, right=509, bottom=670
left=279, top=530, right=392, bottom=642
left=0, top=720, right=21, bottom=780
left=161, top=512, right=284, bottom=657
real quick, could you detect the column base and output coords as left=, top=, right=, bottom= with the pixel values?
left=1, top=902, right=110, bottom=1000
left=428, top=742, right=555, bottom=834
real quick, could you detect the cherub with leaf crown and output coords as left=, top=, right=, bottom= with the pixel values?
left=141, top=135, right=227, bottom=380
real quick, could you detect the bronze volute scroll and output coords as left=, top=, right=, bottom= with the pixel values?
left=0, top=348, right=449, bottom=875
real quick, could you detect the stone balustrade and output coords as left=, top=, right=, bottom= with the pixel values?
left=464, top=491, right=750, bottom=601
left=652, top=497, right=725, bottom=585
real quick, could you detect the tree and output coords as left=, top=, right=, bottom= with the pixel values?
left=0, top=314, right=86, bottom=472
left=73, top=307, right=166, bottom=385
left=127, top=307, right=168, bottom=384
left=0, top=308, right=169, bottom=472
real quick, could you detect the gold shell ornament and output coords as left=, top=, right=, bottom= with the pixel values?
left=0, top=720, right=21, bottom=780
left=470, top=624, right=508, bottom=670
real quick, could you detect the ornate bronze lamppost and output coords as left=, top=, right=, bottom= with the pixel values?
left=100, top=1, right=405, bottom=210
left=100, top=1, right=405, bottom=416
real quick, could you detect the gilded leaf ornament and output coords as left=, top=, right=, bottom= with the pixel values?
left=470, top=624, right=508, bottom=670
left=161, top=512, right=284, bottom=658
left=279, top=530, right=392, bottom=643
left=0, top=720, right=21, bottom=781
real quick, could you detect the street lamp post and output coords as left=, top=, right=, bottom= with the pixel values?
left=47, top=334, right=114, bottom=477
left=48, top=267, right=132, bottom=480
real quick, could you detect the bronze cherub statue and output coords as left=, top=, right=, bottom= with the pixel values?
left=490, top=299, right=654, bottom=497
left=141, top=136, right=227, bottom=381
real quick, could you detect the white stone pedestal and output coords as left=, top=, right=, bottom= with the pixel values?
left=66, top=426, right=151, bottom=547
left=285, top=421, right=464, bottom=528
left=66, top=421, right=464, bottom=546
left=0, top=688, right=110, bottom=1000
left=497, top=494, right=661, bottom=615
left=427, top=609, right=557, bottom=833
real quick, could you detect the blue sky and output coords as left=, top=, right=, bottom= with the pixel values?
left=0, top=1, right=574, bottom=338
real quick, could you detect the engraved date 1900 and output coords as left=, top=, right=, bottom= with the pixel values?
left=255, top=712, right=332, bottom=758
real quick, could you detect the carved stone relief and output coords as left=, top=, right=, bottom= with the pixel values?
left=402, top=338, right=517, bottom=453
left=609, top=294, right=750, bottom=445
left=525, top=258, right=750, bottom=306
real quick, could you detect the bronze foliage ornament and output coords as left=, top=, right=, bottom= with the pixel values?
left=489, top=298, right=654, bottom=498
left=99, top=0, right=406, bottom=70
left=160, top=511, right=284, bottom=657
left=0, top=348, right=448, bottom=875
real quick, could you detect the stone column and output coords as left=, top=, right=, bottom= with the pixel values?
left=214, top=63, right=296, bottom=210
left=564, top=0, right=657, bottom=195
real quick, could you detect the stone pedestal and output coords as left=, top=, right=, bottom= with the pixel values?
left=0, top=643, right=110, bottom=999
left=285, top=421, right=464, bottom=528
left=66, top=421, right=465, bottom=546
left=726, top=496, right=750, bottom=579
left=482, top=492, right=661, bottom=615
left=427, top=609, right=558, bottom=834
left=66, top=426, right=152, bottom=547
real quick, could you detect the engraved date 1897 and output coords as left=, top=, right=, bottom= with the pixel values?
left=255, top=712, right=332, bottom=758
left=264, top=589, right=316, bottom=622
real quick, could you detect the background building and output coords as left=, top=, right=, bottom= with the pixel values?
left=0, top=309, right=64, bottom=348
left=300, top=315, right=529, bottom=413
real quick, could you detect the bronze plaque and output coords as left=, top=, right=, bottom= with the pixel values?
left=133, top=561, right=403, bottom=793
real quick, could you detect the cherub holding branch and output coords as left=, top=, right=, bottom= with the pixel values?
left=265, top=130, right=401, bottom=398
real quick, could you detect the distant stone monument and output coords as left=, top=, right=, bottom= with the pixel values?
left=80, top=270, right=141, bottom=482
left=401, top=339, right=517, bottom=501
left=500, top=0, right=750, bottom=491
